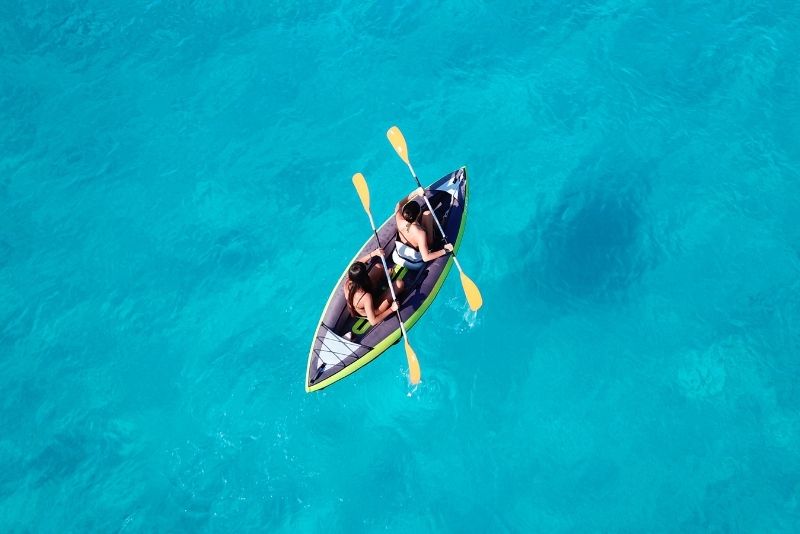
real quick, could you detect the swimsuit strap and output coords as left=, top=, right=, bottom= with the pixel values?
left=354, top=291, right=366, bottom=310
left=348, top=283, right=367, bottom=314
left=348, top=276, right=379, bottom=316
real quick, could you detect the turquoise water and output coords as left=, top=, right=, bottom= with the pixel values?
left=2, top=0, right=800, bottom=531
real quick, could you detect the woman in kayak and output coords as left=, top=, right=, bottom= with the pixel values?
left=344, top=248, right=405, bottom=326
left=394, top=187, right=453, bottom=266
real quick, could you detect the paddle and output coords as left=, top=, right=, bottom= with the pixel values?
left=352, top=172, right=421, bottom=385
left=386, top=126, right=483, bottom=311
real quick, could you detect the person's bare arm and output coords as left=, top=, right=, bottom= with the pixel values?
left=415, top=227, right=453, bottom=262
left=356, top=248, right=384, bottom=264
left=364, top=295, right=396, bottom=326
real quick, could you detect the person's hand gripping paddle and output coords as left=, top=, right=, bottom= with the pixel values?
left=387, top=126, right=483, bottom=312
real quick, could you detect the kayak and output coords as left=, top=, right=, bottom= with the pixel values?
left=305, top=166, right=469, bottom=392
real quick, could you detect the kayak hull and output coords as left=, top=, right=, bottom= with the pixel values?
left=305, top=167, right=469, bottom=392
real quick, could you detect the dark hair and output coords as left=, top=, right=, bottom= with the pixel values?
left=402, top=201, right=421, bottom=223
left=347, top=261, right=373, bottom=315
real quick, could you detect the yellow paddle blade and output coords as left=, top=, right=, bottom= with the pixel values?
left=352, top=172, right=370, bottom=214
left=387, top=126, right=410, bottom=165
left=405, top=338, right=422, bottom=385
left=405, top=338, right=421, bottom=384
left=460, top=271, right=483, bottom=311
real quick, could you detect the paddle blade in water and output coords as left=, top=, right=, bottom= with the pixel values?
left=460, top=271, right=483, bottom=311
left=404, top=338, right=421, bottom=384
left=387, top=126, right=410, bottom=165
left=352, top=172, right=370, bottom=214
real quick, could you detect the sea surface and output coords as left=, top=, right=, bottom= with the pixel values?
left=2, top=1, right=800, bottom=531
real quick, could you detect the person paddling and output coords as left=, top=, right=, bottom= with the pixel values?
left=343, top=248, right=405, bottom=326
left=393, top=187, right=453, bottom=269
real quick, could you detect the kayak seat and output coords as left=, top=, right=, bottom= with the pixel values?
left=392, top=240, right=425, bottom=270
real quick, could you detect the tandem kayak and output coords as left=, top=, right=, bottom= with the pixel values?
left=305, top=167, right=469, bottom=392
